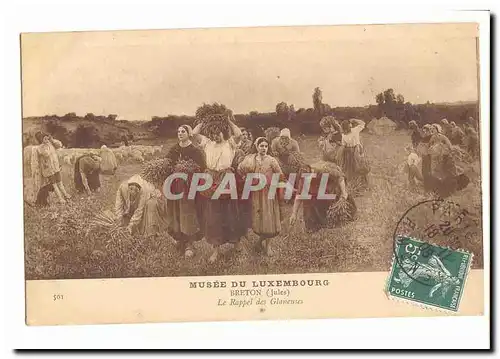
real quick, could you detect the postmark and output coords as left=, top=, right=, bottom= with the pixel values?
left=386, top=236, right=472, bottom=312
left=386, top=197, right=479, bottom=311
left=392, top=198, right=481, bottom=271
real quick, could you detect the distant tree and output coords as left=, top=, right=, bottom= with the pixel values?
left=62, top=112, right=77, bottom=121
left=288, top=104, right=296, bottom=120
left=396, top=94, right=405, bottom=104
left=322, top=103, right=332, bottom=115
left=249, top=111, right=259, bottom=117
left=44, top=120, right=70, bottom=146
left=73, top=124, right=100, bottom=148
left=313, top=87, right=323, bottom=114
left=107, top=114, right=118, bottom=121
left=84, top=113, right=95, bottom=121
left=275, top=102, right=289, bottom=116
left=375, top=93, right=385, bottom=105
left=383, top=89, right=396, bottom=105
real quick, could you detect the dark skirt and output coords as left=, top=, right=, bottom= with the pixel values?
left=35, top=184, right=54, bottom=206
left=47, top=171, right=62, bottom=184
left=200, top=197, right=247, bottom=246
left=341, top=145, right=369, bottom=181
left=166, top=179, right=203, bottom=244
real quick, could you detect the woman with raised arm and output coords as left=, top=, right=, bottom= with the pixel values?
left=31, top=131, right=71, bottom=205
left=192, top=116, right=246, bottom=263
left=340, top=119, right=370, bottom=185
left=318, top=116, right=343, bottom=165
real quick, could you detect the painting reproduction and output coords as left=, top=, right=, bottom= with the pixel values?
left=22, top=21, right=488, bottom=325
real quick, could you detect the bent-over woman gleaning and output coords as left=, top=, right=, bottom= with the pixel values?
left=115, top=174, right=167, bottom=238
left=289, top=161, right=357, bottom=233
left=74, top=154, right=102, bottom=195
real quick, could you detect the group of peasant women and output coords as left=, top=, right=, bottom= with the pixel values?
left=153, top=116, right=364, bottom=263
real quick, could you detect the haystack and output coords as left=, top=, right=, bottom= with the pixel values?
left=366, top=117, right=397, bottom=135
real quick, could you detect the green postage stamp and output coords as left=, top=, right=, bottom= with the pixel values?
left=386, top=236, right=473, bottom=312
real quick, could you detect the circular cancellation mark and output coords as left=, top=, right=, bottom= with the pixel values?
left=392, top=198, right=480, bottom=287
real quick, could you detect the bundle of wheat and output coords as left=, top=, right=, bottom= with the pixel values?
left=86, top=210, right=132, bottom=242
left=141, top=158, right=173, bottom=188
left=346, top=177, right=365, bottom=198
left=174, top=159, right=202, bottom=175
left=282, top=151, right=307, bottom=176
left=326, top=197, right=353, bottom=227
left=199, top=114, right=231, bottom=138
left=320, top=116, right=337, bottom=129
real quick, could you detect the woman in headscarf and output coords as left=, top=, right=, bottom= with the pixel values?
left=318, top=116, right=344, bottom=165
left=440, top=118, right=453, bottom=140
left=192, top=117, right=246, bottom=263
left=115, top=174, right=167, bottom=238
left=340, top=119, right=370, bottom=185
left=31, top=131, right=71, bottom=205
left=422, top=124, right=469, bottom=197
left=408, top=120, right=425, bottom=149
left=165, top=125, right=207, bottom=258
left=271, top=128, right=300, bottom=157
left=289, top=161, right=356, bottom=233
left=74, top=153, right=102, bottom=195
left=449, top=121, right=465, bottom=146
left=99, top=145, right=118, bottom=175
left=465, top=124, right=479, bottom=158
left=238, top=128, right=254, bottom=155
left=238, top=137, right=285, bottom=256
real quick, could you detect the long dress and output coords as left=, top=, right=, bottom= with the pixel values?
left=197, top=136, right=247, bottom=246
left=238, top=154, right=284, bottom=238
left=341, top=122, right=370, bottom=182
left=165, top=143, right=206, bottom=245
left=30, top=145, right=52, bottom=206
left=299, top=164, right=357, bottom=232
left=115, top=174, right=167, bottom=237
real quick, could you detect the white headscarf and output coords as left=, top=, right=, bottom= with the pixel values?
left=433, top=124, right=443, bottom=134
left=280, top=128, right=291, bottom=138
left=254, top=137, right=267, bottom=150
left=180, top=125, right=193, bottom=137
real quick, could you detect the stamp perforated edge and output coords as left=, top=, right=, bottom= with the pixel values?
left=385, top=236, right=474, bottom=314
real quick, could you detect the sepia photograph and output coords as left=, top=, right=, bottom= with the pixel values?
left=22, top=23, right=483, bottom=281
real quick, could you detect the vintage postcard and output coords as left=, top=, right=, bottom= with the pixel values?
left=22, top=20, right=489, bottom=326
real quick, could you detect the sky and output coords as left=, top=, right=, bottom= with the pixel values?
left=21, top=23, right=479, bottom=121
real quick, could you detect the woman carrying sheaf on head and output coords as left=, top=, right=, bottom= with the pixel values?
left=237, top=137, right=286, bottom=256
left=340, top=119, right=370, bottom=186
left=192, top=116, right=247, bottom=263
left=318, top=116, right=344, bottom=165
left=165, top=125, right=207, bottom=259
